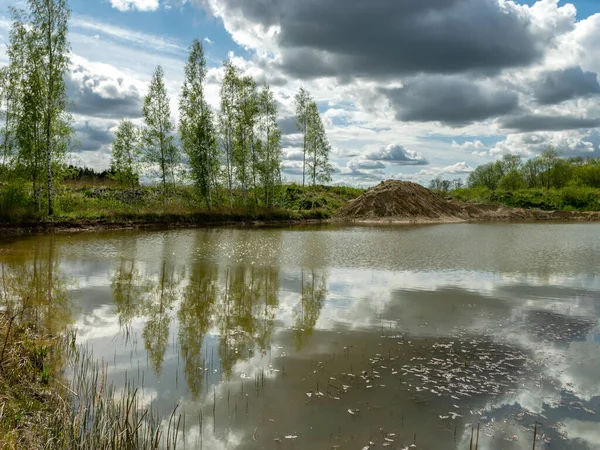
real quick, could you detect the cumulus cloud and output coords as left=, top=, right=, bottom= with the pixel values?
left=281, top=149, right=304, bottom=161
left=198, top=0, right=571, bottom=80
left=490, top=129, right=600, bottom=157
left=363, top=144, right=428, bottom=166
left=110, top=0, right=160, bottom=12
left=382, top=76, right=519, bottom=126
left=452, top=140, right=486, bottom=150
left=347, top=159, right=386, bottom=171
left=281, top=161, right=304, bottom=176
left=533, top=66, right=600, bottom=104
left=67, top=63, right=144, bottom=119
left=398, top=162, right=473, bottom=185
left=73, top=120, right=117, bottom=153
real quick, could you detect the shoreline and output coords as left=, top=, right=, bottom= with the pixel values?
left=334, top=206, right=600, bottom=225
left=0, top=215, right=332, bottom=235
left=2, top=207, right=600, bottom=236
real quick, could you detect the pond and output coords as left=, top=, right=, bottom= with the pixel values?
left=1, top=223, right=599, bottom=449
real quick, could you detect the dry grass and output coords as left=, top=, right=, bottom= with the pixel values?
left=0, top=304, right=180, bottom=449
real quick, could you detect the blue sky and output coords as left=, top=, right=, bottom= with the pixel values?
left=1, top=0, right=600, bottom=186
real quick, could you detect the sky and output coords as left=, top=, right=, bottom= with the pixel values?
left=1, top=0, right=600, bottom=186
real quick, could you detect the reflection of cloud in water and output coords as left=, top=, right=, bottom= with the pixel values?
left=560, top=420, right=600, bottom=449
left=8, top=224, right=600, bottom=449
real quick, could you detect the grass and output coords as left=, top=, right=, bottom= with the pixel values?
left=451, top=186, right=600, bottom=212
left=0, top=183, right=364, bottom=227
left=0, top=300, right=181, bottom=449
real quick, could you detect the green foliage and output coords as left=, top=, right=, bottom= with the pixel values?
left=179, top=39, right=219, bottom=209
left=0, top=181, right=35, bottom=221
left=498, top=169, right=525, bottom=191
left=293, top=89, right=333, bottom=209
left=465, top=149, right=600, bottom=196
left=572, top=162, right=600, bottom=188
left=453, top=186, right=600, bottom=212
left=143, top=65, right=178, bottom=198
left=257, top=84, right=282, bottom=208
left=110, top=119, right=141, bottom=188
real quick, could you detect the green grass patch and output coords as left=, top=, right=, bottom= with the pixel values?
left=0, top=183, right=364, bottom=226
left=451, top=186, right=600, bottom=211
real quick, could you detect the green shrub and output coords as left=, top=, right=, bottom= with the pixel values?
left=0, top=183, right=35, bottom=222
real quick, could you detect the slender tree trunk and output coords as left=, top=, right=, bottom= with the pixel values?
left=1, top=101, right=10, bottom=184
left=159, top=123, right=166, bottom=207
left=301, top=117, right=306, bottom=211
left=312, top=145, right=317, bottom=210
left=46, top=2, right=54, bottom=217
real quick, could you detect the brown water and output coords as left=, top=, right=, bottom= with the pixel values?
left=1, top=223, right=600, bottom=449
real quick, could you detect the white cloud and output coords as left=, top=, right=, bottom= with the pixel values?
left=110, top=0, right=160, bottom=12
left=71, top=15, right=185, bottom=55
left=452, top=140, right=486, bottom=150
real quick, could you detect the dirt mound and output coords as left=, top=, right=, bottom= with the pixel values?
left=336, top=179, right=600, bottom=223
left=337, top=180, right=468, bottom=222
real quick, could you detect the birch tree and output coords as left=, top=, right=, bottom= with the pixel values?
left=257, top=84, right=282, bottom=208
left=28, top=0, right=72, bottom=216
left=110, top=119, right=141, bottom=188
left=10, top=12, right=47, bottom=210
left=179, top=39, right=219, bottom=209
left=143, top=65, right=177, bottom=201
left=294, top=87, right=312, bottom=210
left=233, top=75, right=258, bottom=206
left=219, top=61, right=239, bottom=208
left=306, top=101, right=333, bottom=208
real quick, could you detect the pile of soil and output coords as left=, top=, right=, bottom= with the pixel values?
left=337, top=180, right=467, bottom=222
left=337, top=180, right=600, bottom=223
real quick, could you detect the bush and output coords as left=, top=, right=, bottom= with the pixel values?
left=561, top=186, right=600, bottom=210
left=498, top=170, right=525, bottom=191
left=0, top=183, right=35, bottom=222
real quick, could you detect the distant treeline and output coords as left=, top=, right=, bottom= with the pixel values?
left=466, top=149, right=600, bottom=190
left=428, top=149, right=600, bottom=194
left=65, top=166, right=116, bottom=182
left=445, top=149, right=600, bottom=212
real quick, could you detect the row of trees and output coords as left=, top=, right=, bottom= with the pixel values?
left=467, top=149, right=600, bottom=191
left=0, top=0, right=333, bottom=216
left=111, top=41, right=333, bottom=210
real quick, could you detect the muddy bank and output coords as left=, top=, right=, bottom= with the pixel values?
left=337, top=180, right=600, bottom=223
left=0, top=215, right=329, bottom=235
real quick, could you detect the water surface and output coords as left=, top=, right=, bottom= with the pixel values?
left=1, top=223, right=599, bottom=449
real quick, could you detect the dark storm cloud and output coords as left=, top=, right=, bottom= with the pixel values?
left=202, top=0, right=548, bottom=79
left=533, top=66, right=600, bottom=105
left=382, top=76, right=519, bottom=126
left=74, top=121, right=115, bottom=152
left=67, top=65, right=143, bottom=119
left=501, top=115, right=600, bottom=132
left=364, top=144, right=429, bottom=166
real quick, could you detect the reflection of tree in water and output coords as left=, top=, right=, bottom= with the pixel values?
left=293, top=270, right=327, bottom=350
left=0, top=237, right=71, bottom=369
left=111, top=258, right=146, bottom=328
left=217, top=266, right=279, bottom=379
left=142, top=260, right=181, bottom=376
left=178, top=263, right=218, bottom=399
left=110, top=235, right=184, bottom=377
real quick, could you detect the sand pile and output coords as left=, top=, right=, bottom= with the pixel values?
left=337, top=180, right=467, bottom=222
left=337, top=179, right=600, bottom=223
